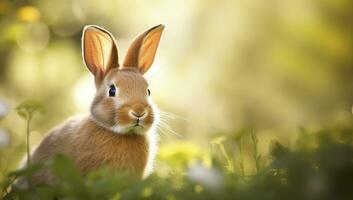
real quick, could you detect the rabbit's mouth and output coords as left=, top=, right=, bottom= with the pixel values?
left=109, top=121, right=150, bottom=135
left=124, top=125, right=146, bottom=135
left=130, top=122, right=147, bottom=131
left=133, top=123, right=142, bottom=128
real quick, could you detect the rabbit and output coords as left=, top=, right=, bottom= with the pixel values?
left=19, top=24, right=165, bottom=185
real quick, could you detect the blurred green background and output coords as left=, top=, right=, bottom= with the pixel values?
left=0, top=0, right=353, bottom=197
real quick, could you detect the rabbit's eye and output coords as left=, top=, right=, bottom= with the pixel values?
left=147, top=89, right=151, bottom=96
left=109, top=85, right=116, bottom=97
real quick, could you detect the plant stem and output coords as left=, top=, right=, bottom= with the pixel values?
left=219, top=144, right=234, bottom=173
left=26, top=118, right=31, bottom=166
left=237, top=139, right=244, bottom=177
left=26, top=116, right=32, bottom=190
left=251, top=130, right=260, bottom=173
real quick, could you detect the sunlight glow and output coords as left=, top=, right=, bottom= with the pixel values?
left=73, top=75, right=95, bottom=111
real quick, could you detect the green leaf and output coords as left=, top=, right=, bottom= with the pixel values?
left=48, top=154, right=83, bottom=185
left=8, top=163, right=43, bottom=178
left=270, top=140, right=289, bottom=159
left=211, top=136, right=227, bottom=145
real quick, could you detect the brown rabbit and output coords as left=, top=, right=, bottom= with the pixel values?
left=21, top=24, right=165, bottom=185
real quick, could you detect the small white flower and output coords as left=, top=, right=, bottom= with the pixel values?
left=187, top=163, right=224, bottom=191
left=0, top=129, right=10, bottom=148
left=0, top=100, right=9, bottom=118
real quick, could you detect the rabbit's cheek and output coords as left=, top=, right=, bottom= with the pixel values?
left=115, top=107, right=133, bottom=125
left=91, top=97, right=115, bottom=126
left=142, top=108, right=154, bottom=126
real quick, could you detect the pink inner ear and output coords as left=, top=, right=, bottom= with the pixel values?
left=122, top=25, right=164, bottom=74
left=83, top=26, right=120, bottom=77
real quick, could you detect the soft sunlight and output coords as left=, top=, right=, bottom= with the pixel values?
left=1, top=0, right=353, bottom=199
left=73, top=74, right=95, bottom=111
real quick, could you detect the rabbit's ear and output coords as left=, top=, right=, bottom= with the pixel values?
left=123, top=24, right=164, bottom=74
left=82, top=25, right=119, bottom=78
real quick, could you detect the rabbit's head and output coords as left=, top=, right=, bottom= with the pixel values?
left=82, top=24, right=164, bottom=135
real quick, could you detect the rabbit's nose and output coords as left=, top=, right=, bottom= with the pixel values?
left=129, top=104, right=147, bottom=119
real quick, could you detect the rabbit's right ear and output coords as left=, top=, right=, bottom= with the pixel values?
left=122, top=24, right=164, bottom=74
left=82, top=25, right=119, bottom=85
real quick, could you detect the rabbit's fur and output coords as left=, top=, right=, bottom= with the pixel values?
left=20, top=24, right=165, bottom=185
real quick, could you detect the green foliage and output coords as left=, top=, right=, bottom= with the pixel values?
left=1, top=126, right=352, bottom=200
left=15, top=100, right=46, bottom=190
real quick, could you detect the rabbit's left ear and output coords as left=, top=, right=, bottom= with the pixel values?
left=82, top=25, right=119, bottom=85
left=123, top=24, right=165, bottom=74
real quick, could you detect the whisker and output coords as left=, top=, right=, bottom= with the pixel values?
left=156, top=121, right=183, bottom=138
left=159, top=110, right=189, bottom=122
